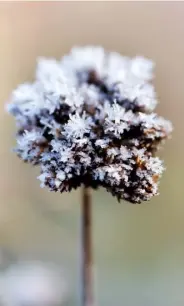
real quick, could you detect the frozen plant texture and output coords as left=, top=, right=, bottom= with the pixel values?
left=7, top=46, right=172, bottom=203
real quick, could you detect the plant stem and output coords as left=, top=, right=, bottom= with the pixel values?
left=81, top=187, right=94, bottom=306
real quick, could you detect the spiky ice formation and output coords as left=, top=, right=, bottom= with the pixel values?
left=7, top=46, right=172, bottom=203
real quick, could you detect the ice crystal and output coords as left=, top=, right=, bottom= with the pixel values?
left=7, top=46, right=173, bottom=203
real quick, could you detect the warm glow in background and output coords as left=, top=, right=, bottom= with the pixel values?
left=0, top=2, right=184, bottom=305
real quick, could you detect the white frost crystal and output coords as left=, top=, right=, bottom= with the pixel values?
left=7, top=46, right=172, bottom=203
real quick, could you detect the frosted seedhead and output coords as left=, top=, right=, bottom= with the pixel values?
left=7, top=46, right=172, bottom=203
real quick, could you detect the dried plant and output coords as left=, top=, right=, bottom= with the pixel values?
left=7, top=46, right=172, bottom=306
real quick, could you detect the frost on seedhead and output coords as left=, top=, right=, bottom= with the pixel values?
left=7, top=46, right=173, bottom=203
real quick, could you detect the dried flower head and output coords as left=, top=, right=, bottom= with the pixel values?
left=7, top=46, right=172, bottom=203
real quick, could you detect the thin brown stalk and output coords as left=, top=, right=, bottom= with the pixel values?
left=81, top=187, right=94, bottom=306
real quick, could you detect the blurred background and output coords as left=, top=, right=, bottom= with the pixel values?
left=0, top=2, right=184, bottom=306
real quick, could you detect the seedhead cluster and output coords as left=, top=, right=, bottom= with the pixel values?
left=7, top=46, right=172, bottom=203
